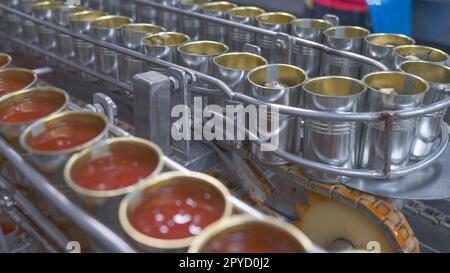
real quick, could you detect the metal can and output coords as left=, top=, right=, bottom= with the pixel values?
left=178, top=0, right=210, bottom=41
left=361, top=33, right=415, bottom=76
left=247, top=64, right=307, bottom=164
left=188, top=215, right=313, bottom=253
left=393, top=45, right=449, bottom=70
left=320, top=26, right=370, bottom=78
left=400, top=61, right=450, bottom=158
left=119, top=23, right=166, bottom=84
left=68, top=10, right=108, bottom=80
left=201, top=1, right=237, bottom=43
left=227, top=6, right=265, bottom=52
left=119, top=171, right=233, bottom=252
left=291, top=18, right=332, bottom=77
left=31, top=1, right=63, bottom=51
left=0, top=68, right=37, bottom=96
left=359, top=72, right=429, bottom=171
left=256, top=12, right=296, bottom=63
left=91, top=15, right=133, bottom=80
left=178, top=40, right=229, bottom=75
left=302, top=76, right=367, bottom=183
left=64, top=137, right=164, bottom=248
left=0, top=53, right=12, bottom=70
left=143, top=31, right=190, bottom=73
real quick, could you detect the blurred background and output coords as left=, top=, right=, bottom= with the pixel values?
left=232, top=0, right=450, bottom=53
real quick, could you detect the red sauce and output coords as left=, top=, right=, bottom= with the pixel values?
left=72, top=151, right=158, bottom=191
left=202, top=224, right=305, bottom=253
left=0, top=96, right=64, bottom=123
left=28, top=120, right=104, bottom=151
left=0, top=213, right=15, bottom=235
left=0, top=74, right=32, bottom=96
left=129, top=180, right=225, bottom=240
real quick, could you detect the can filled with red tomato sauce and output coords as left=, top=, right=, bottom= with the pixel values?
left=64, top=137, right=164, bottom=245
left=0, top=68, right=37, bottom=97
left=119, top=171, right=233, bottom=252
left=0, top=86, right=69, bottom=145
left=189, top=215, right=314, bottom=253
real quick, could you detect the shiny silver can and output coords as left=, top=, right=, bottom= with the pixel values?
left=91, top=15, right=133, bottom=80
left=359, top=72, right=429, bottom=171
left=178, top=0, right=210, bottom=41
left=31, top=1, right=63, bottom=51
left=143, top=31, right=190, bottom=73
left=291, top=18, right=332, bottom=77
left=400, top=61, right=450, bottom=158
left=227, top=6, right=265, bottom=51
left=302, top=76, right=367, bottom=183
left=202, top=1, right=237, bottom=43
left=321, top=26, right=370, bottom=78
left=393, top=45, right=449, bottom=70
left=256, top=12, right=296, bottom=63
left=119, top=23, right=166, bottom=84
left=178, top=40, right=229, bottom=75
left=247, top=64, right=307, bottom=164
left=361, top=33, right=415, bottom=76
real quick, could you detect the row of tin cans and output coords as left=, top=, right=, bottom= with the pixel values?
left=0, top=58, right=315, bottom=252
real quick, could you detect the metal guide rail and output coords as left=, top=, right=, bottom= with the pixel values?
left=1, top=3, right=450, bottom=181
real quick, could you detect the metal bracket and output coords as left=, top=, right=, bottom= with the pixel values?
left=32, top=67, right=53, bottom=76
left=168, top=67, right=191, bottom=161
left=91, top=93, right=118, bottom=124
left=132, top=71, right=172, bottom=155
left=323, top=14, right=340, bottom=26
left=243, top=43, right=262, bottom=56
left=274, top=32, right=293, bottom=64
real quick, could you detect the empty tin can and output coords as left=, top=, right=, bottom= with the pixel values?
left=359, top=72, right=429, bottom=171
left=201, top=1, right=237, bottom=43
left=91, top=15, right=133, bottom=80
left=400, top=61, right=450, bottom=158
left=143, top=31, right=190, bottom=73
left=393, top=45, right=449, bottom=70
left=119, top=23, right=166, bottom=84
left=178, top=40, right=229, bottom=75
left=247, top=64, right=307, bottom=164
left=361, top=33, right=415, bottom=76
left=320, top=26, right=370, bottom=78
left=291, top=18, right=332, bottom=77
left=178, top=0, right=210, bottom=41
left=227, top=6, right=265, bottom=51
left=31, top=1, right=63, bottom=51
left=256, top=12, right=296, bottom=63
left=69, top=10, right=108, bottom=80
left=53, top=5, right=88, bottom=60
left=20, top=1, right=39, bottom=48
left=302, top=76, right=366, bottom=183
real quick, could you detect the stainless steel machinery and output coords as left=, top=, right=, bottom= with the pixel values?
left=0, top=0, right=449, bottom=253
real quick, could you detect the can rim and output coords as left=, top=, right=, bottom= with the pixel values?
left=178, top=40, right=229, bottom=57
left=400, top=61, right=450, bottom=85
left=0, top=68, right=38, bottom=94
left=0, top=53, right=12, bottom=70
left=256, top=12, right=296, bottom=25
left=364, top=33, right=415, bottom=48
left=213, top=52, right=267, bottom=71
left=247, top=64, right=308, bottom=90
left=119, top=171, right=233, bottom=250
left=324, top=25, right=370, bottom=39
left=202, top=1, right=238, bottom=12
left=68, top=10, right=108, bottom=23
left=362, top=71, right=430, bottom=97
left=143, top=32, right=190, bottom=48
left=91, top=15, right=133, bottom=30
left=19, top=111, right=109, bottom=156
left=64, top=137, right=165, bottom=198
left=227, top=6, right=265, bottom=18
left=0, top=86, right=70, bottom=126
left=291, top=18, right=332, bottom=29
left=121, top=23, right=166, bottom=34
left=303, top=76, right=367, bottom=98
left=393, top=45, right=449, bottom=63
left=188, top=214, right=315, bottom=253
